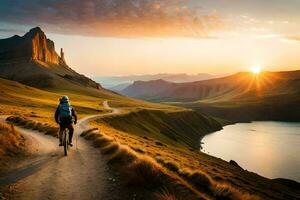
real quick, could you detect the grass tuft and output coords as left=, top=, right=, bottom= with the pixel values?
left=108, top=146, right=138, bottom=165
left=100, top=142, right=119, bottom=154
left=213, top=184, right=260, bottom=200
left=164, top=161, right=180, bottom=173
left=81, top=128, right=98, bottom=137
left=84, top=131, right=102, bottom=140
left=179, top=169, right=214, bottom=194
left=155, top=189, right=184, bottom=200
left=7, top=116, right=59, bottom=137
left=93, top=136, right=112, bottom=148
left=124, top=157, right=163, bottom=189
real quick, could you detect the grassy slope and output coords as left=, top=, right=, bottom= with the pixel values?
left=81, top=128, right=260, bottom=200
left=1, top=78, right=299, bottom=199
left=0, top=78, right=106, bottom=125
left=0, top=78, right=181, bottom=126
left=183, top=93, right=300, bottom=122
left=91, top=121, right=300, bottom=200
left=99, top=109, right=223, bottom=149
left=0, top=77, right=223, bottom=149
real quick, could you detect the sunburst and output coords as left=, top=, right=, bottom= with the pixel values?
left=251, top=66, right=262, bottom=74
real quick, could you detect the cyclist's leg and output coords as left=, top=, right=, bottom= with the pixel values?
left=58, top=124, right=64, bottom=145
left=68, top=124, right=74, bottom=144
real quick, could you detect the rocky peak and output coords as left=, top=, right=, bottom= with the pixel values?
left=60, top=48, right=66, bottom=64
left=0, top=27, right=66, bottom=65
left=0, top=27, right=102, bottom=91
left=24, top=27, right=44, bottom=38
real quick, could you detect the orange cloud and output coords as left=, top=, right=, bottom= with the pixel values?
left=0, top=0, right=223, bottom=38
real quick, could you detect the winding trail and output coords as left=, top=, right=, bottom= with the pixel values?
left=0, top=101, right=121, bottom=200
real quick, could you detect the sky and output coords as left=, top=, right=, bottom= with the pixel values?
left=1, top=0, right=300, bottom=76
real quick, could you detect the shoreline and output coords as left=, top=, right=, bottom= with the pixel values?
left=199, top=121, right=300, bottom=184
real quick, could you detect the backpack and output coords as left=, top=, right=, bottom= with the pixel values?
left=58, top=103, right=72, bottom=120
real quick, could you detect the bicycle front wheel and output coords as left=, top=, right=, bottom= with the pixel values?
left=63, top=130, right=68, bottom=156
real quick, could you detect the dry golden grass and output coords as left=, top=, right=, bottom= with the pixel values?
left=6, top=116, right=59, bottom=137
left=155, top=189, right=184, bottom=200
left=86, top=121, right=299, bottom=200
left=81, top=129, right=206, bottom=199
left=124, top=156, right=164, bottom=188
left=81, top=128, right=98, bottom=137
left=213, top=184, right=261, bottom=200
left=0, top=122, right=25, bottom=168
left=107, top=145, right=138, bottom=166
left=179, top=169, right=214, bottom=195
left=100, top=142, right=119, bottom=155
left=80, top=127, right=263, bottom=200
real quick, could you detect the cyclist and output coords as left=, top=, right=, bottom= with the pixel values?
left=55, top=96, right=77, bottom=147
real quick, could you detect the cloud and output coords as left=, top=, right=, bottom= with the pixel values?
left=0, top=0, right=223, bottom=38
left=0, top=28, right=24, bottom=34
left=284, top=36, right=300, bottom=42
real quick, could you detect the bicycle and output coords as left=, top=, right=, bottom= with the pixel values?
left=61, top=128, right=70, bottom=156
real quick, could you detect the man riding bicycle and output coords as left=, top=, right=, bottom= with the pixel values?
left=55, top=96, right=77, bottom=147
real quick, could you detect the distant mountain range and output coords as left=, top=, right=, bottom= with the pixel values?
left=94, top=73, right=223, bottom=91
left=120, top=71, right=300, bottom=121
left=0, top=27, right=102, bottom=91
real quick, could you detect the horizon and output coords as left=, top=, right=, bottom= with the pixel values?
left=92, top=69, right=299, bottom=79
left=1, top=0, right=300, bottom=76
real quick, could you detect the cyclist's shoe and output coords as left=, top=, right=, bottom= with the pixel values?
left=69, top=143, right=73, bottom=147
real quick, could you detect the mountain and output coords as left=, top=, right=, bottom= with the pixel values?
left=0, top=27, right=102, bottom=91
left=122, top=71, right=300, bottom=101
left=109, top=82, right=132, bottom=91
left=161, top=73, right=220, bottom=82
left=0, top=27, right=64, bottom=65
left=121, top=71, right=300, bottom=121
left=122, top=79, right=175, bottom=100
left=94, top=73, right=221, bottom=90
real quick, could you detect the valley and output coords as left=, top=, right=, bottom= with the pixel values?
left=120, top=71, right=300, bottom=122
left=0, top=27, right=299, bottom=200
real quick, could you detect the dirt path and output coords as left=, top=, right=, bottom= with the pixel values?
left=0, top=101, right=121, bottom=200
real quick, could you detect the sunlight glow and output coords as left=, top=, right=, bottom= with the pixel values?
left=251, top=66, right=262, bottom=74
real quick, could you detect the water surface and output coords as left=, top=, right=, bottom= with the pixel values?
left=201, top=121, right=300, bottom=182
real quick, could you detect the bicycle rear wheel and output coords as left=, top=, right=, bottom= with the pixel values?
left=63, top=130, right=68, bottom=156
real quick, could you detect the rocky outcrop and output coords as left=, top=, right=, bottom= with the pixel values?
left=0, top=27, right=65, bottom=65
left=0, top=27, right=103, bottom=91
left=60, top=48, right=66, bottom=65
left=229, top=160, right=243, bottom=169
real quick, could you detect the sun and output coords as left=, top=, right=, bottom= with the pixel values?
left=251, top=66, right=262, bottom=74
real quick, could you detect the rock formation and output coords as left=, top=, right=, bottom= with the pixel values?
left=0, top=27, right=65, bottom=65
left=60, top=48, right=66, bottom=64
left=0, top=27, right=103, bottom=91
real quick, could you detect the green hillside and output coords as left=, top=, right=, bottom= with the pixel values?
left=98, top=109, right=224, bottom=149
left=183, top=92, right=300, bottom=122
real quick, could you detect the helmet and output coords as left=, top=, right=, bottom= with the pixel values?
left=60, top=96, right=69, bottom=103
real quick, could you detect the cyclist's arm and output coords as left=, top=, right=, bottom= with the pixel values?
left=72, top=108, right=77, bottom=124
left=55, top=106, right=60, bottom=123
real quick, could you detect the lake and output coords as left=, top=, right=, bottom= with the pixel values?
left=201, top=121, right=300, bottom=182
